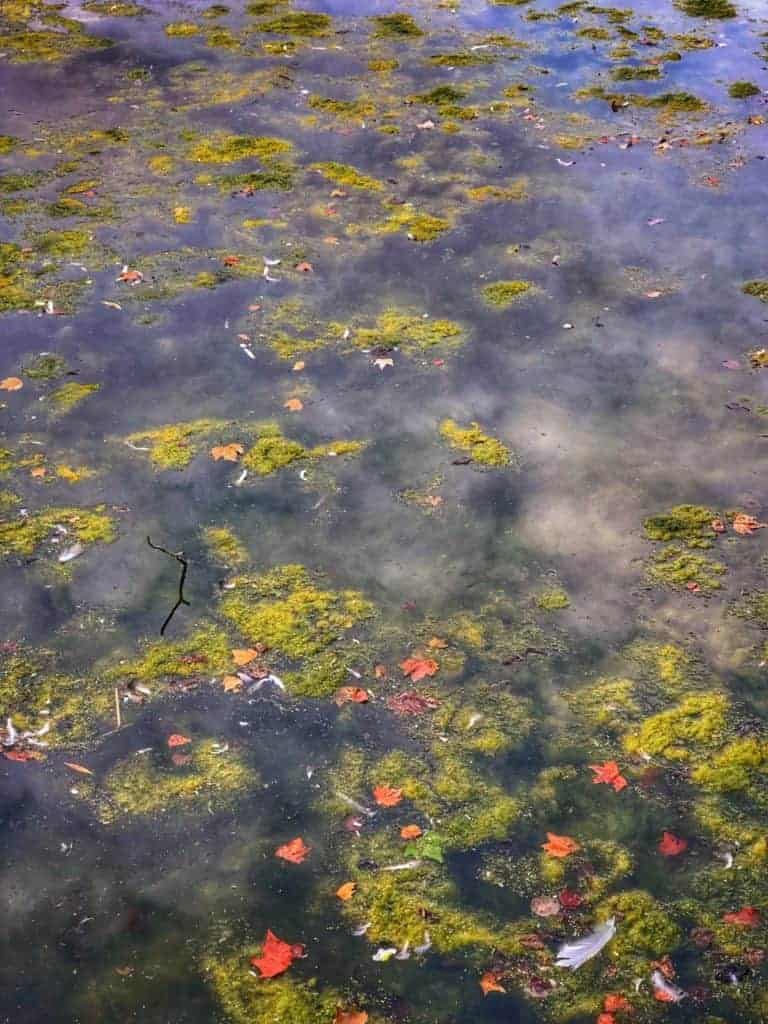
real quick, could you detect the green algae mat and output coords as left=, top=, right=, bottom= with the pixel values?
left=2, top=0, right=768, bottom=1021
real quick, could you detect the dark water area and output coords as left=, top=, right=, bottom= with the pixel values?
left=2, top=0, right=768, bottom=1021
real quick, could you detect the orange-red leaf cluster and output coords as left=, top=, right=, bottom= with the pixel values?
left=167, top=733, right=191, bottom=748
left=399, top=657, right=439, bottom=682
left=275, top=837, right=310, bottom=864
left=373, top=785, right=403, bottom=807
left=589, top=761, right=628, bottom=792
left=723, top=906, right=761, bottom=927
left=733, top=513, right=766, bottom=536
left=542, top=832, right=580, bottom=858
left=250, top=930, right=305, bottom=978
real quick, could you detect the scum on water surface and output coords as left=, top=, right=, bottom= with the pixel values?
left=2, top=0, right=768, bottom=1021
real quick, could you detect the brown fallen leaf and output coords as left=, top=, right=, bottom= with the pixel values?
left=0, top=377, right=23, bottom=391
left=374, top=664, right=388, bottom=680
left=64, top=762, right=94, bottom=775
left=284, top=398, right=303, bottom=412
left=117, top=267, right=143, bottom=285
left=336, top=881, right=357, bottom=901
left=330, top=189, right=347, bottom=198
left=211, top=443, right=244, bottom=462
left=387, top=691, right=439, bottom=716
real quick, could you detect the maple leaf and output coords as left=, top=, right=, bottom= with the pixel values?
left=63, top=762, right=94, bottom=775
left=589, top=761, right=629, bottom=792
left=211, top=443, right=244, bottom=462
left=336, top=881, right=357, bottom=901
left=335, top=686, right=369, bottom=705
left=334, top=1011, right=368, bottom=1024
left=604, top=994, right=631, bottom=1013
left=275, top=837, right=310, bottom=864
left=658, top=831, right=687, bottom=856
left=479, top=971, right=506, bottom=995
left=400, top=657, right=439, bottom=682
left=167, top=734, right=191, bottom=748
left=401, top=824, right=423, bottom=840
left=284, top=398, right=303, bottom=412
left=373, top=785, right=403, bottom=807
left=733, top=513, right=766, bottom=535
left=542, top=833, right=580, bottom=858
left=0, top=377, right=23, bottom=391
left=222, top=675, right=243, bottom=692
left=387, top=691, right=439, bottom=716
left=723, top=906, right=761, bottom=927
left=232, top=648, right=261, bottom=666
left=251, top=930, right=305, bottom=978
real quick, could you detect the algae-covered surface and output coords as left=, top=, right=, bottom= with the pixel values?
left=2, top=0, right=768, bottom=1021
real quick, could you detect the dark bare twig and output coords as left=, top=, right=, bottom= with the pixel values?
left=147, top=536, right=190, bottom=636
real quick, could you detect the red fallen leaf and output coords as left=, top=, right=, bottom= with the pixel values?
left=723, top=906, right=761, bottom=927
left=223, top=255, right=240, bottom=266
left=335, top=686, right=369, bottom=705
left=597, top=1015, right=616, bottom=1024
left=559, top=888, right=583, bottom=909
left=658, top=831, right=688, bottom=856
left=275, top=837, right=310, bottom=864
left=373, top=785, right=403, bottom=807
left=401, top=824, right=423, bottom=839
left=387, top=691, right=439, bottom=716
left=603, top=994, right=631, bottom=1013
left=117, top=267, right=143, bottom=285
left=167, top=733, right=191, bottom=748
left=479, top=971, right=506, bottom=995
left=3, top=749, right=43, bottom=762
left=334, top=1010, right=368, bottom=1024
left=399, top=657, right=439, bottom=682
left=702, top=175, right=721, bottom=188
left=542, top=832, right=580, bottom=858
left=685, top=581, right=701, bottom=593
left=589, top=761, right=629, bottom=792
left=250, top=930, right=305, bottom=978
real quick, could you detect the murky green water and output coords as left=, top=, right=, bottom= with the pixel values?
left=2, top=0, right=768, bottom=1021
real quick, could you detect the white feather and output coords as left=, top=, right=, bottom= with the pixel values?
left=556, top=917, right=616, bottom=970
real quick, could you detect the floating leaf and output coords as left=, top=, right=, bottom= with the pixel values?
left=64, top=762, right=94, bottom=775
left=733, top=513, right=766, bottom=535
left=531, top=895, right=561, bottom=917
left=275, top=837, right=310, bottom=864
left=542, top=833, right=580, bottom=858
left=250, top=930, right=305, bottom=978
left=284, top=398, right=303, bottom=412
left=3, top=749, right=43, bottom=762
left=336, top=881, right=357, bottom=901
left=167, top=734, right=191, bottom=748
left=293, top=361, right=306, bottom=372
left=0, top=377, right=23, bottom=391
left=334, top=1011, right=368, bottom=1024
left=211, top=443, right=244, bottom=462
left=559, top=888, right=583, bottom=909
left=232, top=647, right=261, bottom=666
left=336, top=686, right=369, bottom=705
left=604, top=994, right=631, bottom=1013
left=589, top=761, right=628, bottom=792
left=399, top=657, right=439, bottom=682
left=658, top=831, right=687, bottom=857
left=373, top=785, right=403, bottom=807
left=723, top=906, right=761, bottom=927
left=222, top=675, right=243, bottom=692
left=400, top=824, right=423, bottom=840
left=480, top=971, right=506, bottom=995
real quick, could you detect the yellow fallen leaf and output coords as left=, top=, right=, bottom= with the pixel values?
left=211, top=443, right=244, bottom=462
left=222, top=675, right=243, bottom=692
left=284, top=398, right=303, bottom=412
left=232, top=648, right=259, bottom=666
left=0, top=377, right=23, bottom=391
left=336, top=881, right=357, bottom=901
left=64, top=762, right=94, bottom=775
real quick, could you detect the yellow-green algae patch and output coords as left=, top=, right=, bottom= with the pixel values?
left=692, top=737, right=768, bottom=797
left=164, top=21, right=201, bottom=36
left=241, top=423, right=365, bottom=475
left=309, top=161, right=383, bottom=191
left=307, top=94, right=375, bottom=119
left=623, top=691, right=730, bottom=761
left=0, top=505, right=114, bottom=558
left=349, top=310, right=465, bottom=353
left=256, top=11, right=331, bottom=35
left=729, top=81, right=760, bottom=99
left=220, top=564, right=373, bottom=661
left=206, top=963, right=339, bottom=1024
left=643, top=503, right=716, bottom=547
left=379, top=205, right=452, bottom=242
left=646, top=545, right=726, bottom=590
left=48, top=382, right=99, bottom=415
left=124, top=418, right=228, bottom=470
left=675, top=0, right=735, bottom=15
left=106, top=624, right=232, bottom=685
left=536, top=587, right=570, bottom=611
left=95, top=739, right=256, bottom=821
left=467, top=181, right=528, bottom=202
left=481, top=279, right=534, bottom=306
left=202, top=526, right=249, bottom=567
left=187, top=133, right=293, bottom=164
left=440, top=419, right=513, bottom=467
left=743, top=281, right=768, bottom=303
left=370, top=13, right=424, bottom=37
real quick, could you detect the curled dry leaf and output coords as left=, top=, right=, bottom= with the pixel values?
left=542, top=833, right=580, bottom=858
left=275, top=837, right=310, bottom=864
left=373, top=785, right=403, bottom=807
left=167, top=734, right=191, bottom=748
left=30, top=466, right=46, bottom=478
left=0, top=377, right=23, bottom=391
left=336, top=881, right=357, bottom=901
left=399, top=657, right=439, bottom=682
left=712, top=517, right=726, bottom=533
left=336, top=686, right=369, bottom=705
left=211, top=443, right=244, bottom=462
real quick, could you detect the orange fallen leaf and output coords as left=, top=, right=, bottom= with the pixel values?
left=232, top=648, right=260, bottom=666
left=335, top=686, right=369, bottom=705
left=0, top=377, right=23, bottom=391
left=373, top=785, right=403, bottom=807
left=733, top=513, right=766, bottom=536
left=275, top=837, right=310, bottom=864
left=295, top=261, right=313, bottom=273
left=30, top=466, right=47, bottom=478
left=658, top=831, right=687, bottom=857
left=117, top=268, right=143, bottom=284
left=427, top=636, right=448, bottom=649
left=603, top=994, right=631, bottom=1013
left=400, top=824, right=423, bottom=840
left=374, top=664, right=388, bottom=679
left=292, top=361, right=306, bottom=372
left=251, top=930, right=305, bottom=978
left=723, top=906, right=761, bottom=927
left=211, top=443, right=244, bottom=462
left=597, top=1015, right=617, bottom=1024
left=222, top=255, right=240, bottom=266
left=63, top=762, right=94, bottom=775
left=167, top=734, right=191, bottom=748
left=480, top=971, right=506, bottom=995
left=589, top=761, right=628, bottom=792
left=284, top=398, right=303, bottom=412
left=334, top=1011, right=367, bottom=1024
left=542, top=832, right=580, bottom=858
left=336, top=881, right=357, bottom=901
left=400, top=656, right=439, bottom=682
left=222, top=675, right=243, bottom=692
left=4, top=749, right=43, bottom=761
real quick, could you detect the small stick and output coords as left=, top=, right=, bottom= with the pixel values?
left=114, top=687, right=122, bottom=729
left=146, top=536, right=191, bottom=635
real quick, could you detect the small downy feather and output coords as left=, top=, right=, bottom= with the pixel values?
left=556, top=917, right=616, bottom=970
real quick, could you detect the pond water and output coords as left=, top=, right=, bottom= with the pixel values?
left=1, top=0, right=768, bottom=1021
